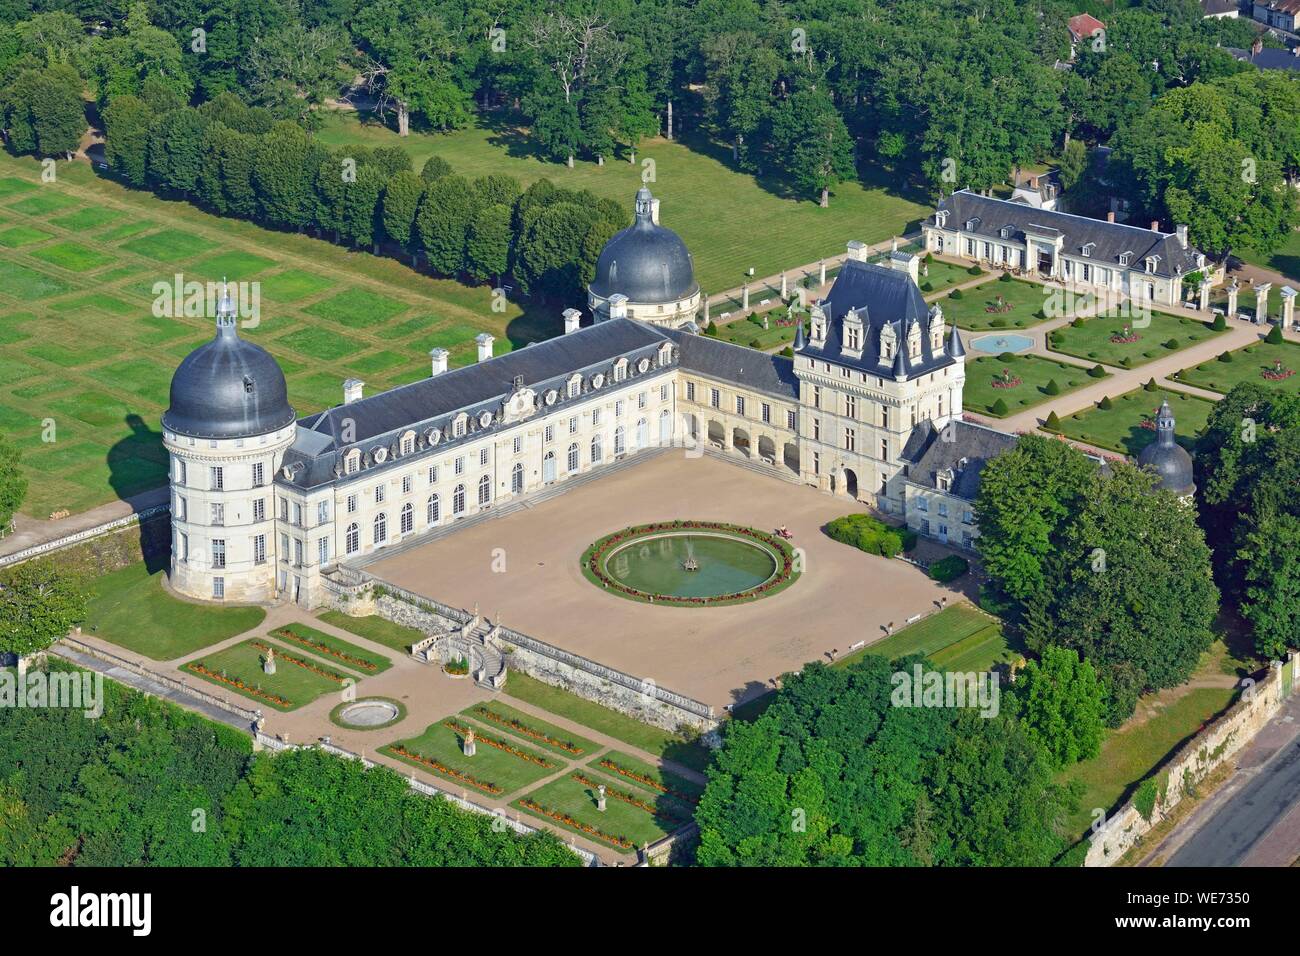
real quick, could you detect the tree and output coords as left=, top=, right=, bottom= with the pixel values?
left=341, top=164, right=387, bottom=250
left=381, top=169, right=424, bottom=261
left=0, top=63, right=85, bottom=157
left=1057, top=139, right=1086, bottom=192
left=1011, top=647, right=1105, bottom=769
left=242, top=22, right=348, bottom=126
left=465, top=203, right=513, bottom=283
left=700, top=31, right=780, bottom=166
left=84, top=2, right=192, bottom=108
left=0, top=560, right=86, bottom=657
left=0, top=434, right=25, bottom=530
left=768, top=85, right=856, bottom=207
left=102, top=94, right=152, bottom=187
left=415, top=174, right=475, bottom=275
left=253, top=122, right=326, bottom=230
left=420, top=155, right=451, bottom=182
left=146, top=107, right=209, bottom=196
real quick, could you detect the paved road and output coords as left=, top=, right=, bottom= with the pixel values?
left=1165, top=694, right=1300, bottom=867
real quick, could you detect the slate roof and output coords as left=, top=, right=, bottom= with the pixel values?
left=589, top=188, right=698, bottom=304
left=797, top=259, right=956, bottom=378
left=1227, top=46, right=1300, bottom=71
left=899, top=420, right=1019, bottom=501
left=278, top=319, right=673, bottom=490
left=656, top=326, right=799, bottom=399
left=933, top=190, right=1204, bottom=280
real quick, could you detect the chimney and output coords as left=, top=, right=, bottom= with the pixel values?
left=607, top=293, right=629, bottom=321
left=649, top=198, right=660, bottom=224
left=1028, top=174, right=1039, bottom=189
left=1252, top=37, right=1263, bottom=57
left=562, top=308, right=582, bottom=334
left=429, top=348, right=448, bottom=377
left=475, top=332, right=494, bottom=362
left=889, top=251, right=920, bottom=285
left=1150, top=220, right=1160, bottom=232
left=1106, top=211, right=1115, bottom=223
left=846, top=240, right=868, bottom=262
left=1176, top=224, right=1189, bottom=249
left=343, top=378, right=364, bottom=404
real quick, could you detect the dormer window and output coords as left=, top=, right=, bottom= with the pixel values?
left=344, top=449, right=360, bottom=475
left=399, top=431, right=415, bottom=455
left=937, top=470, right=952, bottom=492
left=567, top=374, right=582, bottom=399
left=453, top=414, right=468, bottom=438
left=1081, top=242, right=1095, bottom=258
left=613, top=357, right=628, bottom=382
left=1118, top=251, right=1132, bottom=266
left=935, top=210, right=948, bottom=228
left=999, top=226, right=1012, bottom=239
left=845, top=325, right=861, bottom=351
left=965, top=218, right=979, bottom=232
left=1146, top=256, right=1159, bottom=274
left=657, top=342, right=672, bottom=366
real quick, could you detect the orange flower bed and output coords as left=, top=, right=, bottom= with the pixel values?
left=518, top=798, right=634, bottom=849
left=443, top=719, right=556, bottom=769
left=386, top=745, right=503, bottom=795
left=271, top=627, right=378, bottom=672
left=571, top=772, right=690, bottom=821
left=251, top=640, right=349, bottom=684
left=471, top=705, right=585, bottom=755
left=596, top=758, right=699, bottom=806
left=184, top=662, right=293, bottom=708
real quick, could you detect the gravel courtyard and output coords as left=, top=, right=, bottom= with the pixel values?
left=365, top=451, right=962, bottom=711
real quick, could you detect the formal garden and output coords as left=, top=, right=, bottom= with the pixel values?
left=937, top=275, right=1049, bottom=331
left=1171, top=337, right=1300, bottom=396
left=1046, top=310, right=1225, bottom=369
left=317, top=610, right=426, bottom=653
left=183, top=637, right=356, bottom=711
left=0, top=151, right=553, bottom=519
left=268, top=622, right=394, bottom=676
left=918, top=258, right=985, bottom=295
left=381, top=718, right=563, bottom=797
left=964, top=353, right=1105, bottom=418
left=84, top=561, right=265, bottom=660
left=710, top=310, right=800, bottom=352
left=1050, top=385, right=1214, bottom=456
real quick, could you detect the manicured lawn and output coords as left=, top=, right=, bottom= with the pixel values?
left=503, top=671, right=711, bottom=773
left=8, top=192, right=78, bottom=215
left=268, top=622, right=394, bottom=675
left=316, top=610, right=425, bottom=653
left=940, top=277, right=1048, bottom=331
left=711, top=313, right=799, bottom=351
left=259, top=268, right=336, bottom=302
left=1057, top=686, right=1238, bottom=841
left=0, top=225, right=51, bottom=247
left=1047, top=311, right=1224, bottom=369
left=382, top=719, right=559, bottom=797
left=277, top=326, right=358, bottom=361
left=833, top=602, right=1009, bottom=670
left=49, top=206, right=124, bottom=231
left=1237, top=229, right=1300, bottom=284
left=0, top=260, right=72, bottom=299
left=0, top=176, right=36, bottom=198
left=84, top=562, right=265, bottom=660
left=315, top=109, right=929, bottom=295
left=462, top=700, right=599, bottom=759
left=586, top=749, right=705, bottom=804
left=303, top=288, right=411, bottom=327
left=514, top=772, right=685, bottom=849
left=120, top=229, right=220, bottom=261
left=1172, top=339, right=1300, bottom=396
left=184, top=638, right=345, bottom=711
left=190, top=250, right=276, bottom=280
left=918, top=260, right=984, bottom=295
left=965, top=354, right=1103, bottom=417
left=1054, top=387, right=1214, bottom=457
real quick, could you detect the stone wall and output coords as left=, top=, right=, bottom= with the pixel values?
left=2, top=511, right=171, bottom=576
left=1085, top=652, right=1298, bottom=866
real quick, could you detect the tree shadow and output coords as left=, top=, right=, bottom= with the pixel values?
left=106, top=413, right=171, bottom=574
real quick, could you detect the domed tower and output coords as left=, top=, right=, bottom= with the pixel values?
left=588, top=187, right=701, bottom=329
left=1137, top=400, right=1195, bottom=501
left=162, top=286, right=296, bottom=603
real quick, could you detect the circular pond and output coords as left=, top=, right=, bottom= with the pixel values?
left=330, top=697, right=405, bottom=730
left=971, top=332, right=1034, bottom=354
left=583, top=522, right=798, bottom=606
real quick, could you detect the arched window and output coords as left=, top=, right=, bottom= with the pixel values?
left=636, top=417, right=648, bottom=448
left=567, top=374, right=581, bottom=399
left=567, top=442, right=579, bottom=473
left=373, top=512, right=387, bottom=544
left=345, top=522, right=359, bottom=554
left=591, top=435, right=603, bottom=464
left=427, top=493, right=440, bottom=525
left=452, top=484, right=466, bottom=515
left=614, top=425, right=625, bottom=455
left=659, top=408, right=671, bottom=443
left=400, top=502, right=413, bottom=534
left=478, top=474, right=491, bottom=506
left=511, top=462, right=523, bottom=494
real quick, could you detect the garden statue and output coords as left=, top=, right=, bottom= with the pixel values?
left=597, top=784, right=607, bottom=813
left=263, top=647, right=276, bottom=675
left=463, top=727, right=476, bottom=757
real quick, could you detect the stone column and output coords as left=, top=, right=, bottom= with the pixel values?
left=1226, top=281, right=1239, bottom=321
left=741, top=284, right=749, bottom=311
left=1199, top=278, right=1212, bottom=313
left=1255, top=282, right=1272, bottom=324
left=703, top=297, right=710, bottom=325
left=780, top=273, right=788, bottom=299
left=819, top=260, right=827, bottom=285
left=1282, top=286, right=1297, bottom=330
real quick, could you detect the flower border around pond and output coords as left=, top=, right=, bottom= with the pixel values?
left=580, top=520, right=801, bottom=607
left=328, top=696, right=408, bottom=731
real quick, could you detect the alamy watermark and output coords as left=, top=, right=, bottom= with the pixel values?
left=152, top=274, right=261, bottom=327
left=1, top=668, right=103, bottom=718
left=890, top=664, right=1000, bottom=718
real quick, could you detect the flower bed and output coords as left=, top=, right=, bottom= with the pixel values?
left=990, top=368, right=1022, bottom=389
left=471, top=704, right=586, bottom=755
left=517, top=798, right=634, bottom=850
left=1262, top=361, right=1295, bottom=381
left=595, top=757, right=699, bottom=806
left=184, top=661, right=292, bottom=709
left=385, top=744, right=503, bottom=795
left=443, top=719, right=556, bottom=769
left=270, top=626, right=380, bottom=672
left=571, top=772, right=690, bottom=821
left=250, top=640, right=349, bottom=684
left=581, top=520, right=799, bottom=607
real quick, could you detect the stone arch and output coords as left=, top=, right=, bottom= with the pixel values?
left=783, top=441, right=800, bottom=474
left=707, top=420, right=725, bottom=448
left=733, top=427, right=751, bottom=457
left=757, top=435, right=776, bottom=463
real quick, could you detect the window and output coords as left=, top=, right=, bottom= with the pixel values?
left=175, top=458, right=187, bottom=485
left=478, top=474, right=491, bottom=506
left=179, top=532, right=188, bottom=563
left=373, top=512, right=388, bottom=544
left=293, top=538, right=303, bottom=567
left=812, top=386, right=821, bottom=409
left=346, top=494, right=358, bottom=514
left=453, top=415, right=467, bottom=438
left=569, top=416, right=578, bottom=434
left=735, top=396, right=746, bottom=417
left=345, top=523, right=359, bottom=554
left=375, top=484, right=385, bottom=504
left=880, top=438, right=888, bottom=459
left=428, top=465, right=438, bottom=484
left=761, top=403, right=771, bottom=424
left=567, top=442, right=579, bottom=472
left=252, top=462, right=264, bottom=486
left=638, top=392, right=646, bottom=409
left=786, top=410, right=796, bottom=430
left=400, top=432, right=415, bottom=455
left=212, top=539, right=226, bottom=569
left=845, top=428, right=855, bottom=452
left=281, top=533, right=289, bottom=559
left=176, top=495, right=187, bottom=521
left=686, top=382, right=696, bottom=402
left=427, top=494, right=440, bottom=524
left=813, top=419, right=821, bottom=441
left=253, top=534, right=266, bottom=565
left=937, top=502, right=948, bottom=518
left=614, top=359, right=627, bottom=382
left=591, top=435, right=603, bottom=463
left=592, top=408, right=602, bottom=427
left=881, top=407, right=889, bottom=429
left=344, top=451, right=359, bottom=475
left=710, top=388, right=720, bottom=409
left=615, top=400, right=625, bottom=418
left=916, top=497, right=928, bottom=512
left=845, top=325, right=861, bottom=350
left=660, top=384, right=669, bottom=402
left=812, top=451, right=820, bottom=475
left=513, top=435, right=522, bottom=455
left=317, top=537, right=329, bottom=565
left=845, top=395, right=857, bottom=418
left=402, top=474, right=412, bottom=494
left=317, top=500, right=329, bottom=525
left=544, top=424, right=554, bottom=443
left=511, top=462, right=523, bottom=493
left=614, top=426, right=625, bottom=455
left=212, top=577, right=224, bottom=600
left=210, top=502, right=224, bottom=526
left=400, top=503, right=413, bottom=534
left=279, top=497, right=289, bottom=521
left=454, top=456, right=464, bottom=476
left=292, top=502, right=302, bottom=526
left=452, top=484, right=466, bottom=515
left=211, top=466, right=223, bottom=490
left=480, top=447, right=490, bottom=466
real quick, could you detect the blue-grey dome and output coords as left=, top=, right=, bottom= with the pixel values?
left=163, top=293, right=294, bottom=440
left=1137, top=400, right=1194, bottom=496
left=589, top=188, right=698, bottom=304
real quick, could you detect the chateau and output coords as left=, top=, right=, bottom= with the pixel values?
left=163, top=188, right=1189, bottom=606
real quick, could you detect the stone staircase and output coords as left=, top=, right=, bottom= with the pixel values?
left=702, top=446, right=801, bottom=484
left=411, top=612, right=506, bottom=690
